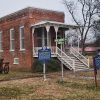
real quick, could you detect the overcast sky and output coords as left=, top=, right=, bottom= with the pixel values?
left=0, top=0, right=74, bottom=24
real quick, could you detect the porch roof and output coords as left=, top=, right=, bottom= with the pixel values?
left=31, top=20, right=78, bottom=29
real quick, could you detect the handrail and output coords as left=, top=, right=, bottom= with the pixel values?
left=70, top=47, right=89, bottom=67
left=57, top=47, right=75, bottom=70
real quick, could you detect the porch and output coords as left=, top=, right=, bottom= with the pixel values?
left=31, top=20, right=90, bottom=71
left=31, top=20, right=78, bottom=57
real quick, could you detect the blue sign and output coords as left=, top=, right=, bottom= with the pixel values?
left=94, top=55, right=100, bottom=70
left=38, top=48, right=51, bottom=63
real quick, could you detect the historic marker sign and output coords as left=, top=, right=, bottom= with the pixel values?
left=38, top=47, right=51, bottom=81
left=38, top=48, right=51, bottom=62
left=94, top=55, right=100, bottom=70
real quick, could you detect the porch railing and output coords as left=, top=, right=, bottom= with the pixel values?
left=33, top=46, right=56, bottom=57
left=70, top=47, right=89, bottom=67
left=57, top=47, right=75, bottom=70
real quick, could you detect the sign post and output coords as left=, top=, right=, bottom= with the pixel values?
left=38, top=47, right=51, bottom=81
left=43, top=63, right=46, bottom=81
left=93, top=54, right=100, bottom=87
left=55, top=38, right=67, bottom=79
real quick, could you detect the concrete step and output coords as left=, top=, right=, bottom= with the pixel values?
left=75, top=68, right=89, bottom=72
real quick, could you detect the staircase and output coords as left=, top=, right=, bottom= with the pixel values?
left=56, top=47, right=90, bottom=72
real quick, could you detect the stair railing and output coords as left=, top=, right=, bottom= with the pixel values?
left=70, top=47, right=89, bottom=67
left=57, top=47, right=75, bottom=70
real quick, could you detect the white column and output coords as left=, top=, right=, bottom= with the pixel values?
left=32, top=28, right=35, bottom=55
left=69, top=28, right=73, bottom=48
left=45, top=25, right=50, bottom=48
left=42, top=27, right=45, bottom=47
left=54, top=26, right=58, bottom=54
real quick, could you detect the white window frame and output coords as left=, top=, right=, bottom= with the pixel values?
left=20, top=26, right=25, bottom=51
left=10, top=28, right=15, bottom=51
left=13, top=58, right=19, bottom=64
left=0, top=31, right=3, bottom=52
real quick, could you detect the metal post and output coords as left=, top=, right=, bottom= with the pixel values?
left=43, top=63, right=46, bottom=81
left=94, top=65, right=97, bottom=87
left=61, top=43, right=64, bottom=79
left=61, top=63, right=64, bottom=79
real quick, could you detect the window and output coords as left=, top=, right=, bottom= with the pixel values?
left=20, top=26, right=25, bottom=50
left=13, top=58, right=19, bottom=64
left=10, top=29, right=15, bottom=51
left=36, top=28, right=47, bottom=47
left=37, top=28, right=42, bottom=47
left=0, top=31, right=2, bottom=51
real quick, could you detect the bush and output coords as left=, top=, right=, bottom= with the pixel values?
left=32, top=58, right=61, bottom=73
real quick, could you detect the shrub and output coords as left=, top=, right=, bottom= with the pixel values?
left=32, top=58, right=61, bottom=73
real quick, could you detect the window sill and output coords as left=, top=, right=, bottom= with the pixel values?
left=13, top=63, right=19, bottom=65
left=20, top=49, right=25, bottom=51
left=0, top=50, right=3, bottom=52
left=10, top=50, right=15, bottom=52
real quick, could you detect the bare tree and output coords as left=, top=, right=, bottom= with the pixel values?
left=63, top=0, right=100, bottom=54
left=65, top=29, right=79, bottom=46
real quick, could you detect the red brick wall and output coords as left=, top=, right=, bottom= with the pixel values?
left=28, top=7, right=64, bottom=24
left=0, top=7, right=64, bottom=71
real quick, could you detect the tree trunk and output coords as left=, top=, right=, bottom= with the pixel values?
left=81, top=37, right=86, bottom=55
left=82, top=44, right=86, bottom=55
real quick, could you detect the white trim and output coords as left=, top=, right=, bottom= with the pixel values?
left=9, top=50, right=14, bottom=52
left=42, top=27, right=45, bottom=47
left=32, top=28, right=35, bottom=54
left=54, top=26, right=58, bottom=54
left=19, top=26, right=25, bottom=51
left=0, top=50, right=3, bottom=52
left=19, top=49, right=25, bottom=51
left=13, top=58, right=19, bottom=64
left=10, top=28, right=15, bottom=51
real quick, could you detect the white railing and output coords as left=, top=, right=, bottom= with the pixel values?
left=33, top=47, right=41, bottom=56
left=57, top=47, right=75, bottom=70
left=70, top=47, right=89, bottom=67
left=33, top=46, right=56, bottom=57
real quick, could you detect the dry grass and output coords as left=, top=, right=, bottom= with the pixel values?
left=0, top=70, right=100, bottom=100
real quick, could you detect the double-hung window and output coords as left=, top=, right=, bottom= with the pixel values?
left=10, top=29, right=15, bottom=51
left=0, top=31, right=2, bottom=51
left=20, top=26, right=25, bottom=50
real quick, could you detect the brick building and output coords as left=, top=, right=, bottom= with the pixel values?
left=0, top=7, right=88, bottom=72
left=0, top=7, right=65, bottom=71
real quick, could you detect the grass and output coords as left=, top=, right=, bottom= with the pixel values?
left=0, top=71, right=42, bottom=81
left=0, top=70, right=100, bottom=99
left=0, top=84, right=41, bottom=100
